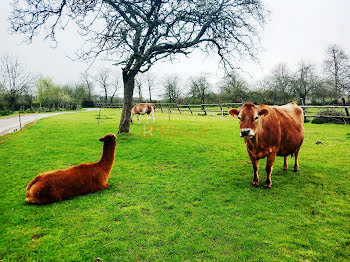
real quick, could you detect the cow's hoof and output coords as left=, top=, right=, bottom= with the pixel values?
left=251, top=181, right=259, bottom=187
left=264, top=183, right=272, bottom=189
left=293, top=169, right=299, bottom=172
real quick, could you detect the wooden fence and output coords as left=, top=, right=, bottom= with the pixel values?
left=96, top=102, right=350, bottom=121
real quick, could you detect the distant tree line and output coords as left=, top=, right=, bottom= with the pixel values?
left=159, top=45, right=350, bottom=105
left=0, top=55, right=123, bottom=114
left=1, top=45, right=349, bottom=114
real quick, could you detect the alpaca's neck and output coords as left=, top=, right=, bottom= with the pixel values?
left=98, top=142, right=116, bottom=171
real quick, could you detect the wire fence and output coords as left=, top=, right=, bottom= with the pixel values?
left=96, top=100, right=350, bottom=122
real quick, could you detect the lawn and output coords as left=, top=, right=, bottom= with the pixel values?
left=0, top=109, right=349, bottom=261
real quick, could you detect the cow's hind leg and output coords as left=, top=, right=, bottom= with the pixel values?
left=283, top=156, right=288, bottom=171
left=146, top=113, right=150, bottom=124
left=293, top=149, right=300, bottom=172
left=265, top=153, right=276, bottom=189
left=151, top=111, right=155, bottom=124
left=249, top=153, right=259, bottom=186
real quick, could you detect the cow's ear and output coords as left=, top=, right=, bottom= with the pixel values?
left=99, top=137, right=105, bottom=142
left=228, top=108, right=239, bottom=117
left=258, top=108, right=269, bottom=117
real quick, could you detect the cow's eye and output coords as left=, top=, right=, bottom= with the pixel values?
left=238, top=116, right=241, bottom=120
left=254, top=116, right=259, bottom=120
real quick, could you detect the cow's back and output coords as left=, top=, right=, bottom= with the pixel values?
left=271, top=102, right=304, bottom=156
left=255, top=102, right=304, bottom=157
left=132, top=103, right=153, bottom=114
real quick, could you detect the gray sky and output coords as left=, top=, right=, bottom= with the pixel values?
left=1, top=0, right=350, bottom=96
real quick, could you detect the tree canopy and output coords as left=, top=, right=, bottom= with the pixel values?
left=9, top=0, right=267, bottom=132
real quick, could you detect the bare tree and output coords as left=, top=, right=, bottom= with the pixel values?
left=135, top=78, right=143, bottom=102
left=9, top=0, right=267, bottom=133
left=324, top=45, right=350, bottom=97
left=95, top=68, right=111, bottom=103
left=110, top=77, right=120, bottom=104
left=265, top=63, right=292, bottom=104
left=290, top=62, right=319, bottom=105
left=188, top=76, right=212, bottom=104
left=136, top=73, right=156, bottom=102
left=0, top=55, right=33, bottom=110
left=163, top=76, right=181, bottom=103
left=219, top=71, right=248, bottom=103
left=146, top=73, right=155, bottom=103
left=81, top=72, right=94, bottom=101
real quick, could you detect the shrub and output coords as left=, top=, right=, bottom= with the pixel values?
left=311, top=109, right=347, bottom=124
left=82, top=100, right=95, bottom=108
left=0, top=110, right=14, bottom=116
left=25, top=108, right=37, bottom=113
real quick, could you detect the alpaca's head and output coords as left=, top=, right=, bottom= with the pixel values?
left=99, top=134, right=117, bottom=144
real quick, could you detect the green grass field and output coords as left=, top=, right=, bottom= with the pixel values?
left=0, top=110, right=349, bottom=261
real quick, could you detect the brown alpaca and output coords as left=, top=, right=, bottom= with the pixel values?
left=26, top=134, right=117, bottom=204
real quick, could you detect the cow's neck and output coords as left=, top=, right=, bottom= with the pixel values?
left=245, top=133, right=264, bottom=156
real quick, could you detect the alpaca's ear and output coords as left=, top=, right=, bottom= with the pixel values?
left=228, top=108, right=239, bottom=117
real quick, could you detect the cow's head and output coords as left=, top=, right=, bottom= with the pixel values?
left=228, top=102, right=269, bottom=139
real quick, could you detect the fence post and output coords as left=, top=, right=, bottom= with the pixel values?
left=176, top=103, right=181, bottom=114
left=218, top=102, right=224, bottom=120
left=342, top=97, right=349, bottom=124
left=159, top=103, right=164, bottom=113
left=18, top=111, right=22, bottom=130
left=187, top=102, right=193, bottom=115
left=98, top=105, right=102, bottom=124
left=342, top=97, right=349, bottom=116
left=300, top=98, right=306, bottom=122
left=168, top=104, right=171, bottom=121
left=201, top=104, right=207, bottom=115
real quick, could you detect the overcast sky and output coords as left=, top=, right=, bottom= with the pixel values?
left=1, top=0, right=350, bottom=96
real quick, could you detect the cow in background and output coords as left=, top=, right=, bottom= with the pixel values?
left=131, top=103, right=156, bottom=124
left=229, top=102, right=304, bottom=189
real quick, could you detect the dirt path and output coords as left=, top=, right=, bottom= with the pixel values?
left=0, top=108, right=98, bottom=136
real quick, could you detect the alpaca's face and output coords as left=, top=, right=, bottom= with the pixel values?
left=99, top=134, right=117, bottom=143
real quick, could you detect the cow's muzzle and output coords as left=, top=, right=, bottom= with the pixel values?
left=240, top=128, right=255, bottom=138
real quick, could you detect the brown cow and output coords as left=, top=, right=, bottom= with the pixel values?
left=131, top=103, right=156, bottom=124
left=229, top=102, right=304, bottom=188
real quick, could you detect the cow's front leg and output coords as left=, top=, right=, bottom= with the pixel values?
left=137, top=114, right=140, bottom=125
left=130, top=112, right=134, bottom=124
left=265, top=153, right=276, bottom=189
left=249, top=153, right=259, bottom=186
left=293, top=149, right=300, bottom=172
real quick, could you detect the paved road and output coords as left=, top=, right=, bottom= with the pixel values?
left=0, top=108, right=98, bottom=136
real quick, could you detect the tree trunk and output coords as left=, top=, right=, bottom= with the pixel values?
left=118, top=71, right=136, bottom=134
left=149, top=86, right=152, bottom=103
left=104, top=89, right=108, bottom=104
